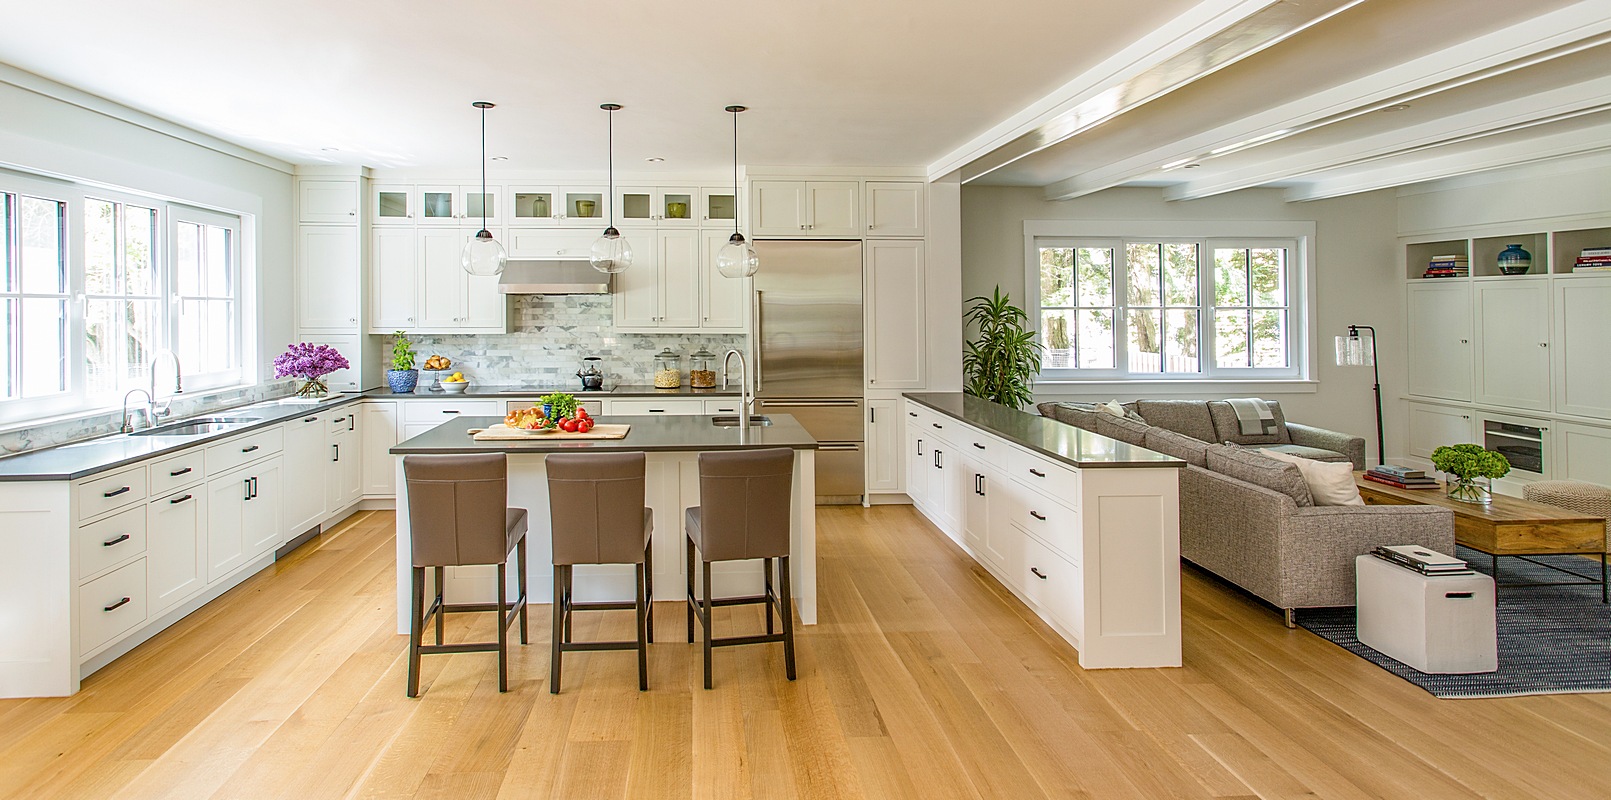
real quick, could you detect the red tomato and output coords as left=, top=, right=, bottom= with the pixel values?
left=560, top=418, right=579, bottom=433
left=578, top=419, right=594, bottom=433
left=575, top=407, right=589, bottom=420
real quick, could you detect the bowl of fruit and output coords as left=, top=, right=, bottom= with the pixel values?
left=440, top=371, right=469, bottom=393
left=502, top=394, right=596, bottom=434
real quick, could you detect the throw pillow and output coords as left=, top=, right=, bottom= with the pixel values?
left=1098, top=399, right=1148, bottom=423
left=1206, top=444, right=1313, bottom=507
left=1259, top=449, right=1364, bottom=506
left=1206, top=400, right=1289, bottom=445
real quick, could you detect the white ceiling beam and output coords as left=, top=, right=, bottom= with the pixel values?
left=1161, top=74, right=1611, bottom=201
left=1043, top=0, right=1611, bottom=201
left=1283, top=122, right=1611, bottom=201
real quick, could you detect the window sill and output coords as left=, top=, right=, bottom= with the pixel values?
left=1032, top=379, right=1318, bottom=397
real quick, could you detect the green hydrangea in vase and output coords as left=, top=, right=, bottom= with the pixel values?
left=1430, top=443, right=1510, bottom=504
left=273, top=342, right=350, bottom=400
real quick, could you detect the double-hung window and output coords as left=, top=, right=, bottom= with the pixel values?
left=1, top=186, right=70, bottom=412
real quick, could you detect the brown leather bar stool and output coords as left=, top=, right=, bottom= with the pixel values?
left=546, top=452, right=654, bottom=693
left=685, top=448, right=796, bottom=689
left=402, top=454, right=529, bottom=698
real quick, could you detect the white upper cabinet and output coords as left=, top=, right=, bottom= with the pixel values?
left=806, top=181, right=860, bottom=236
left=1554, top=276, right=1611, bottom=420
left=1406, top=282, right=1473, bottom=402
left=505, top=229, right=597, bottom=260
left=751, top=180, right=861, bottom=237
left=461, top=186, right=500, bottom=227
left=416, top=185, right=459, bottom=225
left=419, top=229, right=468, bottom=328
left=659, top=230, right=701, bottom=328
left=372, top=184, right=413, bottom=225
left=865, top=239, right=926, bottom=389
left=614, top=230, right=734, bottom=333
left=373, top=228, right=506, bottom=334
left=371, top=228, right=418, bottom=330
left=299, top=179, right=359, bottom=224
left=299, top=335, right=361, bottom=392
left=699, top=188, right=739, bottom=227
left=1474, top=281, right=1551, bottom=413
left=751, top=181, right=805, bottom=235
left=615, top=187, right=698, bottom=227
left=507, top=186, right=558, bottom=226
left=296, top=226, right=360, bottom=332
left=864, top=181, right=925, bottom=237
left=557, top=188, right=608, bottom=228
left=700, top=229, right=746, bottom=330
left=611, top=233, right=661, bottom=330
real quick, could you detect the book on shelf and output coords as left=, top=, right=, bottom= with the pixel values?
left=1361, top=472, right=1438, bottom=490
left=1580, top=246, right=1611, bottom=256
left=1429, top=254, right=1469, bottom=262
left=1575, top=265, right=1611, bottom=273
left=1369, top=465, right=1424, bottom=479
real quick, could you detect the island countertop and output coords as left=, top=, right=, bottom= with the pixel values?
left=903, top=392, right=1184, bottom=470
left=390, top=414, right=818, bottom=455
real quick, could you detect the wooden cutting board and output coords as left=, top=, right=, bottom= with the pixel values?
left=469, top=423, right=631, bottom=441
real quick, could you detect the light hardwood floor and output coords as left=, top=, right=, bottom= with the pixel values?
left=3, top=506, right=1610, bottom=799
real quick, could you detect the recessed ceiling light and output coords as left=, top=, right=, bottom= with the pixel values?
left=490, top=156, right=509, bottom=161
left=320, top=147, right=339, bottom=152
left=1381, top=104, right=1412, bottom=112
left=1183, top=163, right=1202, bottom=169
left=645, top=157, right=665, bottom=163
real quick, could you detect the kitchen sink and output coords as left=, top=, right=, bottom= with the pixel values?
left=710, top=415, right=772, bottom=428
left=131, top=416, right=262, bottom=436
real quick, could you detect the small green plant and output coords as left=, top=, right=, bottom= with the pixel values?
left=963, top=287, right=1042, bottom=410
left=540, top=392, right=577, bottom=421
left=1430, top=443, right=1511, bottom=480
left=390, top=331, right=416, bottom=371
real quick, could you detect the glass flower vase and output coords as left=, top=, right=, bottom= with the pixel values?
left=295, top=377, right=330, bottom=399
left=1446, top=475, right=1492, bottom=504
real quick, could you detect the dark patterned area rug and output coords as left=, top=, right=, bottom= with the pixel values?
left=1296, top=546, right=1611, bottom=699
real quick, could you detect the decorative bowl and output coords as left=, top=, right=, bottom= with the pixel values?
left=441, top=381, right=469, bottom=394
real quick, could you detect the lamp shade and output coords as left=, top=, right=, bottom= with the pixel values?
left=1335, top=333, right=1373, bottom=366
left=590, top=227, right=633, bottom=274
left=716, top=233, right=759, bottom=278
left=462, top=230, right=507, bottom=277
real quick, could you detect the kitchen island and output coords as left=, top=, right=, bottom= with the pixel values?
left=389, top=414, right=819, bottom=632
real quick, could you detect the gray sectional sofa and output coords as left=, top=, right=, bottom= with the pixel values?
left=1038, top=400, right=1455, bottom=624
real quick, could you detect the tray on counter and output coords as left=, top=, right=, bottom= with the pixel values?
left=469, top=423, right=630, bottom=441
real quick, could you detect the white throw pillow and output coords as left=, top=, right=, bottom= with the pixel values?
left=1259, top=449, right=1364, bottom=506
left=1098, top=399, right=1126, bottom=417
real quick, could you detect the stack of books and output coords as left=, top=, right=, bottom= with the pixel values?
left=1371, top=545, right=1474, bottom=576
left=1574, top=246, right=1611, bottom=273
left=1424, top=254, right=1469, bottom=278
left=1362, top=464, right=1438, bottom=489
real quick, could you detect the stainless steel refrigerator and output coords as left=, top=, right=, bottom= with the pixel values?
left=752, top=240, right=864, bottom=503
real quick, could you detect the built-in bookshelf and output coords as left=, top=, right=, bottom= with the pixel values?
left=1404, top=225, right=1611, bottom=280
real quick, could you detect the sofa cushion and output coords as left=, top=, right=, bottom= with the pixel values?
left=1259, top=449, right=1364, bottom=506
left=1144, top=427, right=1210, bottom=467
left=1256, top=444, right=1351, bottom=463
left=1095, top=414, right=1150, bottom=447
left=1036, top=402, right=1059, bottom=418
left=1133, top=400, right=1218, bottom=443
left=1042, top=402, right=1101, bottom=431
left=1206, top=444, right=1313, bottom=506
left=1207, top=400, right=1290, bottom=445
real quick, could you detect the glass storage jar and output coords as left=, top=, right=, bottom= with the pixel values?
left=653, top=348, right=682, bottom=389
left=688, top=348, right=718, bottom=389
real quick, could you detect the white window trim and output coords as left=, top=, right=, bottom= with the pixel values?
left=169, top=204, right=244, bottom=393
left=1022, top=219, right=1316, bottom=386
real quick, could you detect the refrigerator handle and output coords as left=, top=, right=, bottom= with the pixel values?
left=750, top=289, right=763, bottom=394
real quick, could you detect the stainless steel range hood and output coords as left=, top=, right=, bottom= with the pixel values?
left=497, top=260, right=610, bottom=294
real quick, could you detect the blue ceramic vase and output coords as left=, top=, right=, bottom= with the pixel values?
left=387, top=369, right=419, bottom=393
left=1497, top=244, right=1531, bottom=275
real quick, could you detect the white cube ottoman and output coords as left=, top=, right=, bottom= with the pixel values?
left=1356, top=554, right=1497, bottom=674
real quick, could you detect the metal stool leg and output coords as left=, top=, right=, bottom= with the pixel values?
left=408, top=566, right=424, bottom=698
left=780, top=555, right=796, bottom=681
left=636, top=563, right=649, bottom=691
left=645, top=540, right=655, bottom=644
left=686, top=534, right=697, bottom=644
left=517, top=537, right=529, bottom=645
left=434, top=566, right=445, bottom=646
left=550, top=564, right=565, bottom=694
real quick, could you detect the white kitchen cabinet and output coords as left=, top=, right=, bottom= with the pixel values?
left=557, top=188, right=608, bottom=227
left=750, top=180, right=860, bottom=237
left=299, top=335, right=361, bottom=393
left=1406, top=281, right=1473, bottom=402
left=206, top=457, right=281, bottom=582
left=299, top=179, right=359, bottom=224
left=806, top=182, right=859, bottom=236
left=417, top=185, right=459, bottom=225
left=613, top=230, right=701, bottom=331
left=905, top=417, right=930, bottom=510
left=700, top=230, right=747, bottom=330
left=146, top=487, right=205, bottom=617
left=505, top=229, right=596, bottom=259
left=864, top=181, right=925, bottom=237
left=865, top=240, right=926, bottom=389
left=376, top=228, right=506, bottom=334
left=328, top=411, right=361, bottom=511
left=373, top=183, right=414, bottom=225
left=371, top=228, right=418, bottom=330
left=1405, top=402, right=1475, bottom=459
left=461, top=185, right=501, bottom=227
left=865, top=399, right=903, bottom=493
left=1556, top=422, right=1611, bottom=487
left=1021, top=535, right=1083, bottom=640
left=1554, top=276, right=1611, bottom=420
left=283, top=413, right=329, bottom=536
left=703, top=398, right=744, bottom=415
left=611, top=234, right=661, bottom=329
left=615, top=186, right=697, bottom=227
left=362, top=402, right=400, bottom=497
left=410, top=184, right=500, bottom=225
left=420, top=228, right=468, bottom=328
left=507, top=186, right=558, bottom=226
left=608, top=398, right=704, bottom=415
left=297, top=226, right=361, bottom=331
left=1474, top=280, right=1551, bottom=413
left=699, top=188, right=739, bottom=226
left=79, top=559, right=147, bottom=656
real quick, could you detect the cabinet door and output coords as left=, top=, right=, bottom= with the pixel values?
left=1475, top=281, right=1551, bottom=412
left=866, top=240, right=926, bottom=389
left=243, top=461, right=283, bottom=559
left=326, top=431, right=349, bottom=512
left=658, top=188, right=698, bottom=227
left=558, top=188, right=607, bottom=227
left=806, top=182, right=859, bottom=236
left=372, top=184, right=413, bottom=225
left=700, top=230, right=747, bottom=330
left=300, top=334, right=360, bottom=392
left=206, top=471, right=249, bottom=582
left=865, top=181, right=925, bottom=237
left=866, top=399, right=902, bottom=493
left=371, top=228, right=418, bottom=330
left=418, top=185, right=458, bottom=224
left=341, top=416, right=363, bottom=507
left=658, top=230, right=702, bottom=329
left=1022, top=535, right=1082, bottom=639
left=462, top=266, right=506, bottom=330
left=283, top=414, right=329, bottom=535
left=614, top=186, right=657, bottom=227
left=751, top=181, right=806, bottom=235
left=147, top=489, right=205, bottom=616
left=983, top=481, right=1024, bottom=581
left=508, top=187, right=558, bottom=226
left=418, top=229, right=466, bottom=328
left=906, top=421, right=929, bottom=508
left=297, top=227, right=360, bottom=331
left=362, top=402, right=400, bottom=497
left=699, top=188, right=739, bottom=226
left=300, top=179, right=359, bottom=224
left=612, top=236, right=661, bottom=329
left=1557, top=422, right=1611, bottom=487
left=1554, top=277, right=1611, bottom=419
left=461, top=185, right=501, bottom=226
left=1406, top=403, right=1475, bottom=459
left=1406, top=283, right=1472, bottom=402
left=962, top=462, right=988, bottom=551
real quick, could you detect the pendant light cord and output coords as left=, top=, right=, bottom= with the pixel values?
left=608, top=108, right=615, bottom=228
left=731, top=109, right=739, bottom=237
left=480, top=103, right=488, bottom=232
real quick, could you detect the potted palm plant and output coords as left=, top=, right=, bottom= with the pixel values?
left=963, top=287, right=1042, bottom=410
left=387, top=331, right=419, bottom=393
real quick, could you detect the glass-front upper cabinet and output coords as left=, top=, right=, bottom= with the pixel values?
left=658, top=188, right=696, bottom=227
left=615, top=187, right=656, bottom=226
left=460, top=185, right=501, bottom=226
left=613, top=187, right=699, bottom=226
left=558, top=188, right=607, bottom=228
left=700, top=188, right=738, bottom=226
left=372, top=184, right=413, bottom=225
left=509, top=186, right=558, bottom=226
left=418, top=185, right=457, bottom=224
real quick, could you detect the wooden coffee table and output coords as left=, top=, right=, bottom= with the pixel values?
left=1355, top=472, right=1607, bottom=602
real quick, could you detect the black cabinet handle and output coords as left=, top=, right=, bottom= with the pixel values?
left=102, top=533, right=131, bottom=547
left=348, top=416, right=354, bottom=431
left=869, top=407, right=876, bottom=423
left=972, top=442, right=985, bottom=450
left=169, top=467, right=192, bottom=477
left=442, top=410, right=460, bottom=414
left=251, top=476, right=259, bottom=499
left=104, top=596, right=132, bottom=612
left=932, top=422, right=942, bottom=429
left=304, top=416, right=318, bottom=423
left=648, top=409, right=665, bottom=413
left=244, top=478, right=252, bottom=501
left=908, top=411, right=917, bottom=417
left=917, top=438, right=923, bottom=456
left=333, top=416, right=346, bottom=424
left=1446, top=592, right=1474, bottom=599
left=1031, top=567, right=1047, bottom=580
left=103, top=486, right=131, bottom=498
left=169, top=494, right=193, bottom=505
left=1030, top=511, right=1047, bottom=521
left=1028, top=468, right=1045, bottom=478
left=242, top=445, right=259, bottom=453
left=332, top=444, right=340, bottom=462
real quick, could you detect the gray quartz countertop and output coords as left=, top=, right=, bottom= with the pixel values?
left=361, top=384, right=739, bottom=399
left=902, top=393, right=1184, bottom=470
left=391, top=414, right=816, bottom=455
left=0, top=394, right=365, bottom=482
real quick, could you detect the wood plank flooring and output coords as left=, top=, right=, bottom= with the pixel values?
left=3, top=505, right=1610, bottom=798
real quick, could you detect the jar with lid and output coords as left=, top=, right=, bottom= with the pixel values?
left=688, top=348, right=718, bottom=389
left=653, top=348, right=682, bottom=389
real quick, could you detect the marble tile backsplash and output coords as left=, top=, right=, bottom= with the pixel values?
left=407, top=295, right=746, bottom=386
left=0, top=382, right=296, bottom=457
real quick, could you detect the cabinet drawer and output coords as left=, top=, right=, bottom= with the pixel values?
left=79, top=558, right=148, bottom=654
left=609, top=399, right=704, bottom=416
left=205, top=427, right=284, bottom=476
left=703, top=398, right=744, bottom=415
left=77, top=505, right=148, bottom=580
left=328, top=410, right=356, bottom=434
left=402, top=399, right=501, bottom=423
left=77, top=466, right=148, bottom=520
left=1021, top=536, right=1083, bottom=640
left=1009, top=447, right=1080, bottom=506
left=1006, top=487, right=1080, bottom=563
left=959, top=429, right=1010, bottom=471
left=149, top=449, right=206, bottom=496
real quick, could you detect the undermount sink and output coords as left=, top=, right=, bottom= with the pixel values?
left=131, top=416, right=262, bottom=436
left=710, top=415, right=772, bottom=428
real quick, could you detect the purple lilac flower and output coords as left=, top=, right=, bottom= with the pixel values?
left=273, top=343, right=350, bottom=380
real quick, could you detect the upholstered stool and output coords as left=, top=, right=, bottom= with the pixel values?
left=1523, top=480, right=1610, bottom=602
left=403, top=454, right=529, bottom=697
left=546, top=452, right=654, bottom=693
left=685, top=448, right=796, bottom=689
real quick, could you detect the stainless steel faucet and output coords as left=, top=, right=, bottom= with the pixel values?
left=722, top=349, right=752, bottom=436
left=121, top=389, right=153, bottom=433
left=149, top=350, right=183, bottom=422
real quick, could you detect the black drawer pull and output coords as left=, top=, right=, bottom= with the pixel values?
left=169, top=466, right=192, bottom=477
left=333, top=416, right=346, bottom=424
left=1030, top=511, right=1047, bottom=521
left=908, top=412, right=917, bottom=417
left=1445, top=591, right=1474, bottom=599
left=1030, top=567, right=1047, bottom=580
left=102, top=486, right=132, bottom=498
left=170, top=494, right=193, bottom=505
left=442, top=409, right=460, bottom=414
left=241, top=445, right=259, bottom=453
left=104, top=596, right=132, bottom=612
left=931, top=422, right=942, bottom=429
left=972, top=442, right=985, bottom=450
left=304, top=416, right=318, bottom=423
left=1028, top=468, right=1046, bottom=478
left=649, top=409, right=665, bottom=413
left=102, top=533, right=131, bottom=547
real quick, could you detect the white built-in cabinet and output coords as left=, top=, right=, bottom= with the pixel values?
left=370, top=228, right=507, bottom=334
left=283, top=412, right=330, bottom=535
left=1553, top=276, right=1611, bottom=420
left=700, top=230, right=747, bottom=330
left=1556, top=423, right=1611, bottom=487
left=362, top=402, right=399, bottom=498
left=865, top=240, right=927, bottom=389
left=1405, top=402, right=1475, bottom=459
left=299, top=334, right=361, bottom=393
left=328, top=411, right=361, bottom=512
left=299, top=179, right=361, bottom=223
left=865, top=399, right=902, bottom=493
left=1473, top=281, right=1551, bottom=412
left=612, top=230, right=715, bottom=332
left=615, top=186, right=699, bottom=227
left=750, top=181, right=860, bottom=237
left=205, top=458, right=282, bottom=583
left=1406, top=282, right=1472, bottom=402
left=146, top=484, right=205, bottom=618
left=864, top=181, right=926, bottom=237
left=296, top=226, right=361, bottom=331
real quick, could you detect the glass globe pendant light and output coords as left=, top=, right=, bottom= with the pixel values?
left=716, top=105, right=759, bottom=278
left=461, top=101, right=507, bottom=276
left=590, top=103, right=633, bottom=274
